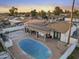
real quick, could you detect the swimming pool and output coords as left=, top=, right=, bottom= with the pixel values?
left=19, top=38, right=52, bottom=59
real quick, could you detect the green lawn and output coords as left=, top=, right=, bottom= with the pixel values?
left=0, top=42, right=5, bottom=52
left=68, top=47, right=79, bottom=59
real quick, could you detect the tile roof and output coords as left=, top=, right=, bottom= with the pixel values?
left=25, top=19, right=71, bottom=33
left=48, top=22, right=71, bottom=33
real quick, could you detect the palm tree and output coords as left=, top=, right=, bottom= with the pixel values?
left=14, top=8, right=18, bottom=16
left=9, top=7, right=18, bottom=16
left=67, top=0, right=75, bottom=44
left=73, top=10, right=79, bottom=18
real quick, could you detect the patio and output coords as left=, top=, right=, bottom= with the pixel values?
left=8, top=30, right=69, bottom=59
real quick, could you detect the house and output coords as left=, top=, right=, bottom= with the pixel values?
left=25, top=19, right=77, bottom=44
left=0, top=41, right=12, bottom=59
left=9, top=19, right=23, bottom=26
left=0, top=19, right=25, bottom=48
left=48, top=15, right=65, bottom=23
left=48, top=22, right=77, bottom=44
left=0, top=51, right=12, bottom=59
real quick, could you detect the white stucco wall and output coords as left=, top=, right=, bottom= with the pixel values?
left=8, top=30, right=26, bottom=40
left=0, top=52, right=12, bottom=59
left=4, top=39, right=13, bottom=48
left=60, top=30, right=69, bottom=43
left=50, top=32, right=54, bottom=38
left=49, top=19, right=53, bottom=23
left=70, top=37, right=78, bottom=44
left=71, top=25, right=77, bottom=36
left=38, top=32, right=45, bottom=36
left=2, top=25, right=25, bottom=33
left=60, top=25, right=77, bottom=43
left=65, top=18, right=71, bottom=21
left=65, top=18, right=79, bottom=22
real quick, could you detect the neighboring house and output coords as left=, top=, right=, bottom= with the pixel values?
left=0, top=42, right=12, bottom=59
left=25, top=19, right=77, bottom=44
left=9, top=19, right=24, bottom=26
left=48, top=15, right=65, bottom=23
left=0, top=19, right=25, bottom=48
left=0, top=34, right=13, bottom=48
left=0, top=38, right=12, bottom=59
left=65, top=18, right=79, bottom=22
left=65, top=18, right=71, bottom=21
left=0, top=52, right=12, bottom=59
left=72, top=28, right=79, bottom=46
left=70, top=18, right=79, bottom=45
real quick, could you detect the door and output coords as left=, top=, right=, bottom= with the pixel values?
left=53, top=31, right=61, bottom=40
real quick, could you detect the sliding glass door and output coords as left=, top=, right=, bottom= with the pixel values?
left=53, top=31, right=61, bottom=40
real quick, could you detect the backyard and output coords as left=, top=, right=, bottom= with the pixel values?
left=68, top=47, right=79, bottom=59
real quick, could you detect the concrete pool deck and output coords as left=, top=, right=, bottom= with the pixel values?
left=8, top=31, right=70, bottom=59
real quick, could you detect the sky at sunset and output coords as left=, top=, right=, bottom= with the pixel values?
left=0, top=0, right=79, bottom=13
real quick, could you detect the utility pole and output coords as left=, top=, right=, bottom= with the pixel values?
left=67, top=0, right=75, bottom=44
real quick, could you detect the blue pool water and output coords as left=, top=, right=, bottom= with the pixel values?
left=19, top=38, right=52, bottom=59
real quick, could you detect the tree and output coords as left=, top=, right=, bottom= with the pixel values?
left=25, top=12, right=30, bottom=17
left=67, top=0, right=75, bottom=44
left=53, top=6, right=63, bottom=15
left=9, top=6, right=18, bottom=16
left=64, top=10, right=71, bottom=14
left=39, top=10, right=47, bottom=19
left=73, top=10, right=79, bottom=18
left=64, top=10, right=71, bottom=17
left=14, top=8, right=18, bottom=16
left=31, top=9, right=37, bottom=18
left=47, top=10, right=51, bottom=18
